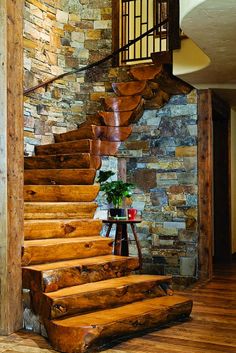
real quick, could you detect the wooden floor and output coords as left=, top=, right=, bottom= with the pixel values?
left=1, top=262, right=236, bottom=353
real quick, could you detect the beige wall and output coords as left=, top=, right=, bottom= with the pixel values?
left=231, top=109, right=236, bottom=254
left=180, top=0, right=206, bottom=21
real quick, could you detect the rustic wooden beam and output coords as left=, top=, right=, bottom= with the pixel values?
left=197, top=90, right=213, bottom=281
left=0, top=0, right=24, bottom=334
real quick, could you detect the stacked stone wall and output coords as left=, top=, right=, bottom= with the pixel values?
left=24, top=0, right=122, bottom=155
left=125, top=91, right=198, bottom=283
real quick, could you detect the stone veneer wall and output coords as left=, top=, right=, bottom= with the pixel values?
left=99, top=91, right=199, bottom=285
left=24, top=0, right=130, bottom=155
left=128, top=91, right=198, bottom=283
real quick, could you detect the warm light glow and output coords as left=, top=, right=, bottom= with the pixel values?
left=173, top=38, right=210, bottom=76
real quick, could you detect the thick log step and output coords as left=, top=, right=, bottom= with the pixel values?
left=22, top=237, right=113, bottom=266
left=45, top=296, right=193, bottom=353
left=129, top=64, right=192, bottom=95
left=129, top=64, right=163, bottom=81
left=22, top=255, right=139, bottom=292
left=35, top=140, right=121, bottom=157
left=24, top=219, right=102, bottom=240
left=24, top=202, right=97, bottom=220
left=24, top=169, right=96, bottom=185
left=103, top=95, right=143, bottom=112
left=24, top=153, right=101, bottom=170
left=54, top=125, right=132, bottom=143
left=42, top=274, right=172, bottom=319
left=24, top=185, right=100, bottom=202
left=98, top=103, right=144, bottom=126
left=112, top=81, right=155, bottom=99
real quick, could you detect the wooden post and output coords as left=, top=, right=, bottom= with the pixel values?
left=118, top=158, right=127, bottom=182
left=0, top=0, right=24, bottom=334
left=197, top=90, right=213, bottom=281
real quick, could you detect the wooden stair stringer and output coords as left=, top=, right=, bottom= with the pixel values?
left=22, top=62, right=193, bottom=353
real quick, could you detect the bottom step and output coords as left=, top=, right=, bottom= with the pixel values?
left=45, top=295, right=192, bottom=353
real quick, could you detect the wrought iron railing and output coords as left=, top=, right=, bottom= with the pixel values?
left=24, top=18, right=169, bottom=96
left=118, top=0, right=180, bottom=64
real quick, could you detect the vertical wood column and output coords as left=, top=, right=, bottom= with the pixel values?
left=0, top=0, right=24, bottom=334
left=197, top=90, right=213, bottom=281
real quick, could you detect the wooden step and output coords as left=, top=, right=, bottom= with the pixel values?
left=45, top=296, right=193, bottom=353
left=24, top=169, right=96, bottom=185
left=24, top=202, right=97, bottom=220
left=24, top=219, right=102, bottom=240
left=54, top=125, right=132, bottom=143
left=24, top=153, right=101, bottom=170
left=35, top=140, right=121, bottom=156
left=112, top=81, right=155, bottom=99
left=103, top=95, right=143, bottom=112
left=42, top=275, right=172, bottom=319
left=129, top=64, right=163, bottom=81
left=22, top=237, right=113, bottom=266
left=24, top=185, right=100, bottom=202
left=22, top=255, right=139, bottom=292
left=129, top=64, right=192, bottom=95
left=98, top=102, right=144, bottom=126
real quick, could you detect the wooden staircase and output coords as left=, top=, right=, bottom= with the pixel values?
left=22, top=64, right=193, bottom=353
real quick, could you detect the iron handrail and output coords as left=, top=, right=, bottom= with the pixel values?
left=24, top=18, right=168, bottom=95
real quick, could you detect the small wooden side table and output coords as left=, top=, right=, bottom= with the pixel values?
left=102, top=217, right=143, bottom=268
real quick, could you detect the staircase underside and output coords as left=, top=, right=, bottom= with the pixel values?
left=23, top=63, right=192, bottom=353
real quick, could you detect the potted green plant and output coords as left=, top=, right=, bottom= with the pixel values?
left=97, top=170, right=135, bottom=218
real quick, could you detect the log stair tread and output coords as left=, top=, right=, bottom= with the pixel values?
left=24, top=153, right=101, bottom=170
left=49, top=295, right=191, bottom=326
left=24, top=202, right=97, bottom=220
left=24, top=185, right=100, bottom=202
left=45, top=274, right=172, bottom=298
left=54, top=125, right=132, bottom=143
left=103, top=95, right=143, bottom=112
left=22, top=255, right=140, bottom=292
left=45, top=296, right=192, bottom=353
left=97, top=104, right=144, bottom=126
left=24, top=169, right=96, bottom=186
left=24, top=218, right=102, bottom=240
left=23, top=236, right=111, bottom=246
left=42, top=275, right=173, bottom=319
left=129, top=64, right=163, bottom=81
left=112, top=81, right=155, bottom=99
left=129, top=64, right=192, bottom=95
left=35, top=139, right=121, bottom=157
left=22, top=255, right=138, bottom=272
left=22, top=237, right=113, bottom=266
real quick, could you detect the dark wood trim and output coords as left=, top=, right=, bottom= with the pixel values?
left=198, top=90, right=232, bottom=278
left=168, top=0, right=180, bottom=50
left=112, top=0, right=120, bottom=67
left=197, top=90, right=213, bottom=281
left=211, top=91, right=231, bottom=263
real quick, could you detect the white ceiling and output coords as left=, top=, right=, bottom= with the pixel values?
left=177, top=0, right=236, bottom=107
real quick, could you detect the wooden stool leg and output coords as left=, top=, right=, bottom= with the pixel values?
left=105, top=223, right=113, bottom=237
left=121, top=223, right=129, bottom=256
left=114, top=224, right=123, bottom=255
left=114, top=223, right=129, bottom=256
left=130, top=223, right=142, bottom=269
